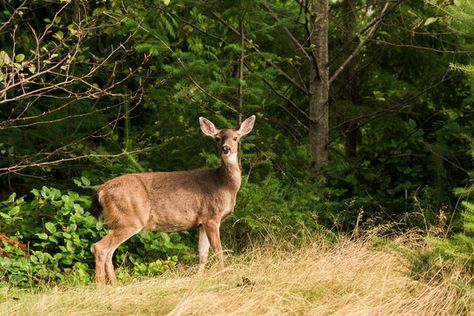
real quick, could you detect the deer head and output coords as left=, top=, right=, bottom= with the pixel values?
left=199, top=115, right=255, bottom=165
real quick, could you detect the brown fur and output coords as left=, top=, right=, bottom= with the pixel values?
left=93, top=115, right=255, bottom=285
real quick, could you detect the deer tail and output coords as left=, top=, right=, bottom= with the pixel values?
left=90, top=191, right=103, bottom=219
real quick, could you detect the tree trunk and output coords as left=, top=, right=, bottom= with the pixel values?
left=343, top=0, right=358, bottom=159
left=238, top=18, right=244, bottom=125
left=309, top=0, right=329, bottom=175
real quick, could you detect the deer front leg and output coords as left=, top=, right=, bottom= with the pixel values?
left=198, top=225, right=210, bottom=274
left=204, top=220, right=224, bottom=271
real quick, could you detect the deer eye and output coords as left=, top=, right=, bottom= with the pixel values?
left=215, top=136, right=221, bottom=142
left=233, top=137, right=238, bottom=141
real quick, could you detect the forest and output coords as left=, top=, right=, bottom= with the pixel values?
left=0, top=0, right=473, bottom=314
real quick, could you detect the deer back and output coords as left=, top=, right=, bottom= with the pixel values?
left=97, top=167, right=239, bottom=233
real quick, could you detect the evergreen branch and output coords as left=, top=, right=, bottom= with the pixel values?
left=133, top=21, right=238, bottom=113
left=449, top=63, right=474, bottom=73
left=165, top=10, right=309, bottom=123
left=262, top=77, right=309, bottom=130
left=262, top=2, right=311, bottom=62
left=368, top=39, right=472, bottom=54
left=211, top=12, right=309, bottom=95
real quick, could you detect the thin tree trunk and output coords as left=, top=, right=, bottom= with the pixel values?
left=238, top=18, right=244, bottom=125
left=309, top=0, right=329, bottom=175
left=343, top=0, right=358, bottom=159
left=238, top=18, right=245, bottom=167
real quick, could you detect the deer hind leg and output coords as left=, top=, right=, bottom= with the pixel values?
left=198, top=225, right=210, bottom=274
left=95, top=232, right=112, bottom=286
left=95, top=226, right=141, bottom=286
left=203, top=221, right=224, bottom=271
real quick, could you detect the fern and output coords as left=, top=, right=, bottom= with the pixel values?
left=449, top=63, right=474, bottom=74
left=444, top=0, right=474, bottom=76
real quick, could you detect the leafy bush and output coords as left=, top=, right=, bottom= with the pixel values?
left=0, top=184, right=191, bottom=286
left=222, top=174, right=345, bottom=249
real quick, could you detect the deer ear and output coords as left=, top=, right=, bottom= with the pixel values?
left=237, top=115, right=256, bottom=136
left=199, top=117, right=218, bottom=137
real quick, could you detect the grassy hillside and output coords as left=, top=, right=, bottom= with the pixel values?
left=0, top=235, right=472, bottom=315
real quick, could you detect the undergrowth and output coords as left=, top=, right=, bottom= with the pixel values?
left=0, top=234, right=472, bottom=315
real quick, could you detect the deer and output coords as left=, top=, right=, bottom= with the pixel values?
left=91, top=115, right=256, bottom=285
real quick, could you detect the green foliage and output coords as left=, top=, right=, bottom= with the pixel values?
left=429, top=155, right=474, bottom=272
left=223, top=173, right=354, bottom=248
left=0, top=185, right=191, bottom=286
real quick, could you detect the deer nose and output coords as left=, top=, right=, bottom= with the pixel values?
left=221, top=145, right=231, bottom=154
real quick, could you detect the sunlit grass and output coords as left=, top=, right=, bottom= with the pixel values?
left=0, top=235, right=472, bottom=315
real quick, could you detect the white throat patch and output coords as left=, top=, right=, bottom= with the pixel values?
left=224, top=152, right=239, bottom=165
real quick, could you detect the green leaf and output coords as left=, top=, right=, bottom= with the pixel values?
left=8, top=206, right=20, bottom=216
left=45, top=222, right=57, bottom=234
left=15, top=54, right=25, bottom=63
left=81, top=176, right=91, bottom=186
left=7, top=192, right=16, bottom=203
left=66, top=240, right=74, bottom=252
left=37, top=233, right=48, bottom=240
left=424, top=17, right=438, bottom=26
left=48, top=235, right=58, bottom=244
left=26, top=63, right=35, bottom=73
left=0, top=50, right=11, bottom=66
left=73, top=204, right=84, bottom=214
left=0, top=213, right=11, bottom=220
left=53, top=31, right=64, bottom=41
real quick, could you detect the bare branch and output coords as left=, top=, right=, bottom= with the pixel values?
left=0, top=2, right=150, bottom=177
left=0, top=91, right=145, bottom=176
left=1, top=150, right=151, bottom=176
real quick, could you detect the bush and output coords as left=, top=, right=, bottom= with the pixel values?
left=222, top=175, right=345, bottom=249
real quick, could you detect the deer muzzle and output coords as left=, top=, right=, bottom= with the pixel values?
left=221, top=145, right=231, bottom=155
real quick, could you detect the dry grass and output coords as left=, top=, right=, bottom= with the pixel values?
left=0, top=236, right=472, bottom=316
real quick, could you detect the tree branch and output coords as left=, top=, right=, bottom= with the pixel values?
left=212, top=11, right=309, bottom=95
left=329, top=1, right=391, bottom=85
left=262, top=2, right=311, bottom=62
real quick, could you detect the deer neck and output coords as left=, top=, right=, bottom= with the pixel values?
left=218, top=153, right=242, bottom=191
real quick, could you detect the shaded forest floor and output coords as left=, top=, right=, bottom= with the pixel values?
left=0, top=234, right=472, bottom=315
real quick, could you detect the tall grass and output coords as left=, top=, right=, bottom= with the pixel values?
left=0, top=235, right=472, bottom=315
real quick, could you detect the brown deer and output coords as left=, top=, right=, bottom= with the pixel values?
left=91, top=115, right=256, bottom=285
